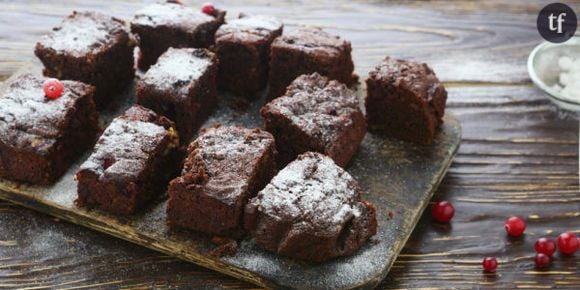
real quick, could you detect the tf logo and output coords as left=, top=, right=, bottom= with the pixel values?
left=537, top=3, right=578, bottom=43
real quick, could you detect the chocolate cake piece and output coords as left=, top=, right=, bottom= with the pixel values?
left=131, top=2, right=226, bottom=70
left=365, top=57, right=447, bottom=144
left=261, top=73, right=366, bottom=168
left=214, top=14, right=283, bottom=94
left=167, top=126, right=277, bottom=238
left=136, top=48, right=218, bottom=144
left=267, top=27, right=355, bottom=99
left=76, top=105, right=180, bottom=215
left=0, top=73, right=99, bottom=185
left=244, top=152, right=377, bottom=263
left=35, top=11, right=136, bottom=108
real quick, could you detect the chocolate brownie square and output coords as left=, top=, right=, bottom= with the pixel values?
left=261, top=73, right=366, bottom=168
left=267, top=27, right=355, bottom=99
left=136, top=48, right=218, bottom=144
left=131, top=2, right=225, bottom=70
left=167, top=126, right=277, bottom=238
left=0, top=73, right=99, bottom=185
left=365, top=57, right=447, bottom=144
left=214, top=14, right=283, bottom=94
left=244, top=152, right=377, bottom=263
left=76, top=105, right=180, bottom=215
left=35, top=11, right=136, bottom=108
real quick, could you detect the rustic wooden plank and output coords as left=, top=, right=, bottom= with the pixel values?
left=0, top=82, right=576, bottom=289
left=0, top=0, right=578, bottom=83
left=378, top=85, right=579, bottom=289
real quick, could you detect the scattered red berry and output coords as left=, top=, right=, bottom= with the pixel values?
left=504, top=216, right=526, bottom=237
left=482, top=257, right=498, bottom=272
left=534, top=253, right=551, bottom=268
left=201, top=2, right=215, bottom=15
left=431, top=201, right=454, bottom=223
left=534, top=237, right=556, bottom=256
left=557, top=232, right=579, bottom=255
left=43, top=78, right=64, bottom=99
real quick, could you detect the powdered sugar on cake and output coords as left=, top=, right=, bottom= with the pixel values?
left=0, top=73, right=89, bottom=147
left=141, top=48, right=212, bottom=92
left=252, top=152, right=362, bottom=234
left=183, top=126, right=275, bottom=203
left=266, top=73, right=361, bottom=146
left=277, top=28, right=347, bottom=55
left=38, top=11, right=123, bottom=56
left=132, top=3, right=215, bottom=29
left=79, top=114, right=167, bottom=177
left=217, top=15, right=282, bottom=40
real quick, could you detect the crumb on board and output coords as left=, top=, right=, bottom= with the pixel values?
left=209, top=236, right=238, bottom=257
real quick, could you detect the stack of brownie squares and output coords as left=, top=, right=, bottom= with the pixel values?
left=131, top=1, right=226, bottom=70
left=0, top=0, right=452, bottom=264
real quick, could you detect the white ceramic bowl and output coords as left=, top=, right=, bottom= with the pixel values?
left=527, top=35, right=580, bottom=119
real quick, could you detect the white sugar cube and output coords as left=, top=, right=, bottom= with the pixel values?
left=558, top=56, right=573, bottom=70
left=560, top=72, right=570, bottom=85
left=553, top=56, right=580, bottom=101
left=572, top=59, right=580, bottom=73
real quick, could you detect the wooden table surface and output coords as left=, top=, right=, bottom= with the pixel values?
left=0, top=0, right=578, bottom=289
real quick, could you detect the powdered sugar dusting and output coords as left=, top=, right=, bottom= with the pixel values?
left=141, top=48, right=212, bottom=92
left=183, top=126, right=274, bottom=203
left=132, top=3, right=214, bottom=29
left=79, top=112, right=167, bottom=178
left=0, top=73, right=89, bottom=151
left=370, top=57, right=443, bottom=101
left=265, top=73, right=361, bottom=146
left=217, top=15, right=282, bottom=40
left=230, top=15, right=281, bottom=31
left=275, top=27, right=348, bottom=56
left=38, top=11, right=123, bottom=56
left=253, top=152, right=361, bottom=233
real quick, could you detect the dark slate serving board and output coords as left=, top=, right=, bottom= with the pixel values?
left=0, top=67, right=460, bottom=289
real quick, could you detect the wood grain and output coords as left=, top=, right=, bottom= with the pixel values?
left=0, top=0, right=578, bottom=289
left=0, top=64, right=461, bottom=289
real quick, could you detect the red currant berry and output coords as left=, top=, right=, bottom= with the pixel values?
left=482, top=257, right=498, bottom=272
left=534, top=253, right=551, bottom=268
left=43, top=78, right=64, bottom=99
left=557, top=232, right=579, bottom=255
left=431, top=201, right=454, bottom=223
left=534, top=237, right=556, bottom=256
left=504, top=216, right=526, bottom=237
left=201, top=2, right=215, bottom=15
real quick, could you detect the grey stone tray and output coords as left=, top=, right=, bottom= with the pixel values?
left=0, top=67, right=461, bottom=289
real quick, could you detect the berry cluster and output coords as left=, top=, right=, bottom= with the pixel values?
left=431, top=201, right=579, bottom=272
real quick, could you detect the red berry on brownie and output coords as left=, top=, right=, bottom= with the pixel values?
left=431, top=201, right=454, bottom=223
left=534, top=253, right=551, bottom=268
left=534, top=237, right=556, bottom=256
left=201, top=2, right=215, bottom=15
left=482, top=257, right=498, bottom=272
left=43, top=78, right=64, bottom=99
left=504, top=216, right=526, bottom=237
left=557, top=232, right=579, bottom=255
